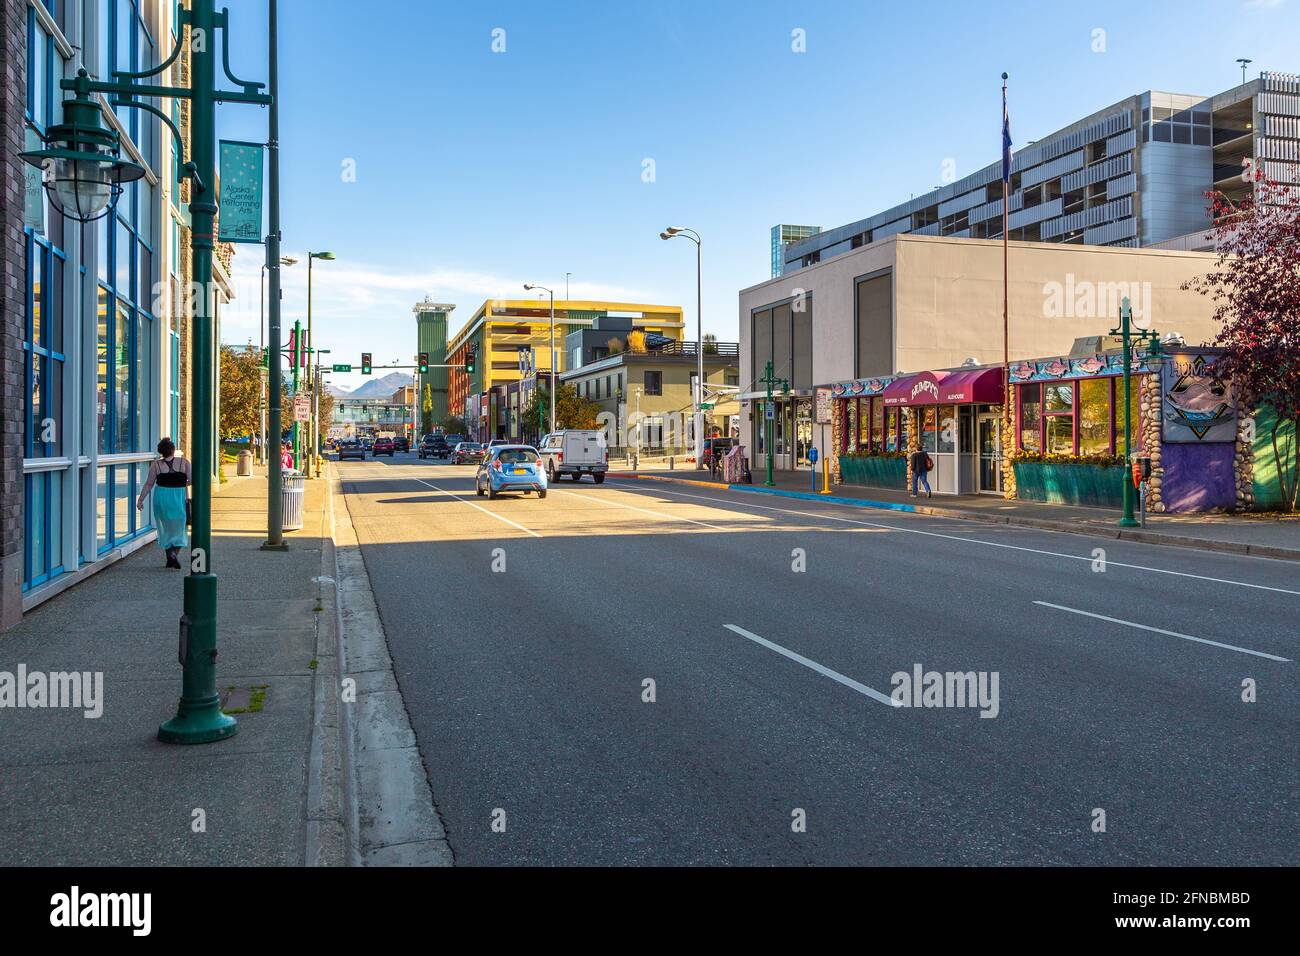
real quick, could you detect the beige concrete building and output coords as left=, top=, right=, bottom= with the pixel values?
left=738, top=233, right=1221, bottom=471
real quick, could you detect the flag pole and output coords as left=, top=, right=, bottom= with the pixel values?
left=1001, top=72, right=1011, bottom=497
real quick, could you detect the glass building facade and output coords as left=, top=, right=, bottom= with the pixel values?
left=8, top=0, right=200, bottom=623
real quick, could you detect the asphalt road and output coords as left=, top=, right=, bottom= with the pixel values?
left=337, top=453, right=1300, bottom=866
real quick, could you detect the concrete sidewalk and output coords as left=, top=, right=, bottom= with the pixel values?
left=0, top=465, right=345, bottom=865
left=613, top=467, right=1300, bottom=561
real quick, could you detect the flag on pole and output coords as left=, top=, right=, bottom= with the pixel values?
left=1001, top=77, right=1012, bottom=185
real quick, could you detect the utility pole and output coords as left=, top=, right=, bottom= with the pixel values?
left=264, top=0, right=286, bottom=550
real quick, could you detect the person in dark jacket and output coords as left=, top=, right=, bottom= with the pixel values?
left=910, top=447, right=932, bottom=498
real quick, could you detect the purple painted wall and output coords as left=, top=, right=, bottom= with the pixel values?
left=1161, top=443, right=1236, bottom=513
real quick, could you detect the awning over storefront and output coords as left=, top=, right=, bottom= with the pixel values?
left=880, top=367, right=1004, bottom=406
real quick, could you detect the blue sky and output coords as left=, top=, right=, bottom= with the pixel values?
left=216, top=0, right=1300, bottom=392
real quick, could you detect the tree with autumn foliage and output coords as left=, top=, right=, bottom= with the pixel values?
left=1185, top=172, right=1300, bottom=512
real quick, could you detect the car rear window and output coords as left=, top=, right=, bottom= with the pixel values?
left=497, top=450, right=539, bottom=464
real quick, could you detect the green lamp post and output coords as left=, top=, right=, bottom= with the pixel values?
left=1110, top=296, right=1161, bottom=528
left=759, top=360, right=790, bottom=487
left=22, top=1, right=272, bottom=744
left=306, top=252, right=336, bottom=475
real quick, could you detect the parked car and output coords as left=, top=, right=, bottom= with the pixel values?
left=476, top=445, right=547, bottom=499
left=451, top=442, right=486, bottom=465
left=442, top=434, right=467, bottom=451
left=361, top=438, right=374, bottom=451
left=372, top=437, right=396, bottom=457
left=420, top=435, right=449, bottom=459
left=537, top=430, right=608, bottom=483
left=337, top=439, right=365, bottom=461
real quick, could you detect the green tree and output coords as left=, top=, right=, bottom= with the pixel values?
left=440, top=415, right=468, bottom=434
left=218, top=343, right=262, bottom=441
left=421, top=383, right=434, bottom=434
left=521, top=382, right=602, bottom=432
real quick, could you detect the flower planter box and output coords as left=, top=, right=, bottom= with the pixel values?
left=1012, top=460, right=1125, bottom=508
left=838, top=455, right=906, bottom=490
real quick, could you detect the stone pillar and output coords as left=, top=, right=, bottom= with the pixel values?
left=830, top=400, right=842, bottom=483
left=996, top=403, right=1017, bottom=499
left=1140, top=372, right=1164, bottom=513
left=904, top=408, right=918, bottom=489
left=1234, top=396, right=1255, bottom=513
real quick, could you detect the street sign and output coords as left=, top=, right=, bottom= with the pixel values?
left=332, top=364, right=352, bottom=372
left=765, top=402, right=775, bottom=421
left=815, top=386, right=832, bottom=424
left=699, top=402, right=714, bottom=410
left=293, top=396, right=310, bottom=423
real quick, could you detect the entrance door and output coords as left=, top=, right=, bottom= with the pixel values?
left=978, top=413, right=1003, bottom=494
left=794, top=399, right=813, bottom=469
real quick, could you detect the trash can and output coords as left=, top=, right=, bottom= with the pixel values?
left=282, top=472, right=306, bottom=531
left=237, top=449, right=253, bottom=476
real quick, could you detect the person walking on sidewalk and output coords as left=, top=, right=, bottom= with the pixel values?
left=281, top=441, right=295, bottom=471
left=136, top=438, right=191, bottom=569
left=910, top=446, right=933, bottom=498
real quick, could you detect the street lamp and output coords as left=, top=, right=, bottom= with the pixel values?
left=1237, top=58, right=1252, bottom=85
left=1110, top=296, right=1162, bottom=528
left=660, top=227, right=704, bottom=468
left=18, top=1, right=273, bottom=744
left=524, top=283, right=556, bottom=433
left=260, top=255, right=298, bottom=463
left=19, top=72, right=148, bottom=222
left=307, top=251, right=336, bottom=476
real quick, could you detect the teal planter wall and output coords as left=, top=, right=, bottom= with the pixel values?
left=1013, top=461, right=1125, bottom=508
left=838, top=455, right=906, bottom=489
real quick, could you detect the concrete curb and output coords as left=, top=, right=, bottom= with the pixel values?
left=329, top=463, right=453, bottom=866
left=305, top=476, right=347, bottom=866
left=621, top=473, right=1300, bottom=563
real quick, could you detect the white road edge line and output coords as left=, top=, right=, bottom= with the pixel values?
left=412, top=477, right=543, bottom=538
left=722, top=624, right=901, bottom=707
left=553, top=486, right=729, bottom=532
left=611, top=481, right=1300, bottom=598
left=1033, top=601, right=1291, bottom=662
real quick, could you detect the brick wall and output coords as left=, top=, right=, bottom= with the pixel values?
left=1, top=0, right=27, bottom=629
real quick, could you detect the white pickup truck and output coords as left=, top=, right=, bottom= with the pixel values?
left=537, top=430, right=608, bottom=483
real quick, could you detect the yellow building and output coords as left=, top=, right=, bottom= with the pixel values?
left=447, top=299, right=685, bottom=441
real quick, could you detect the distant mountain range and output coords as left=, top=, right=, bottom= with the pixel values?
left=328, top=372, right=412, bottom=399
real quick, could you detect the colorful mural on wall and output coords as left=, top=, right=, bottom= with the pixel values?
left=1161, top=351, right=1235, bottom=443
left=830, top=377, right=892, bottom=397
left=1008, top=350, right=1153, bottom=384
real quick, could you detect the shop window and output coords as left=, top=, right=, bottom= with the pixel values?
left=921, top=407, right=938, bottom=452
left=1018, top=384, right=1041, bottom=452
left=1078, top=379, right=1112, bottom=456
left=846, top=399, right=858, bottom=452
left=857, top=398, right=871, bottom=448
left=871, top=399, right=884, bottom=452
left=885, top=408, right=900, bottom=452
left=937, top=404, right=957, bottom=453
left=1045, top=415, right=1074, bottom=454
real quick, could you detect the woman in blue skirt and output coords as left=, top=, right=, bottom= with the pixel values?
left=136, top=438, right=191, bottom=569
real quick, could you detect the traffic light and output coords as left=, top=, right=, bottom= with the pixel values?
left=361, top=352, right=372, bottom=375
left=464, top=347, right=476, bottom=375
left=418, top=352, right=429, bottom=374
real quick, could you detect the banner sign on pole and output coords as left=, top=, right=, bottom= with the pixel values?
left=217, top=140, right=265, bottom=243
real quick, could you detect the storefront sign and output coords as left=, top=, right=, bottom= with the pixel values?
left=830, top=376, right=892, bottom=397
left=881, top=368, right=1003, bottom=406
left=217, top=140, right=264, bottom=244
left=1162, top=351, right=1235, bottom=443
left=814, top=387, right=833, bottom=424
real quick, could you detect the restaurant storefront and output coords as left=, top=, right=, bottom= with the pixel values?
left=831, top=368, right=1004, bottom=496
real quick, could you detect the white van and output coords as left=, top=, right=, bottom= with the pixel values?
left=537, top=430, right=608, bottom=483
